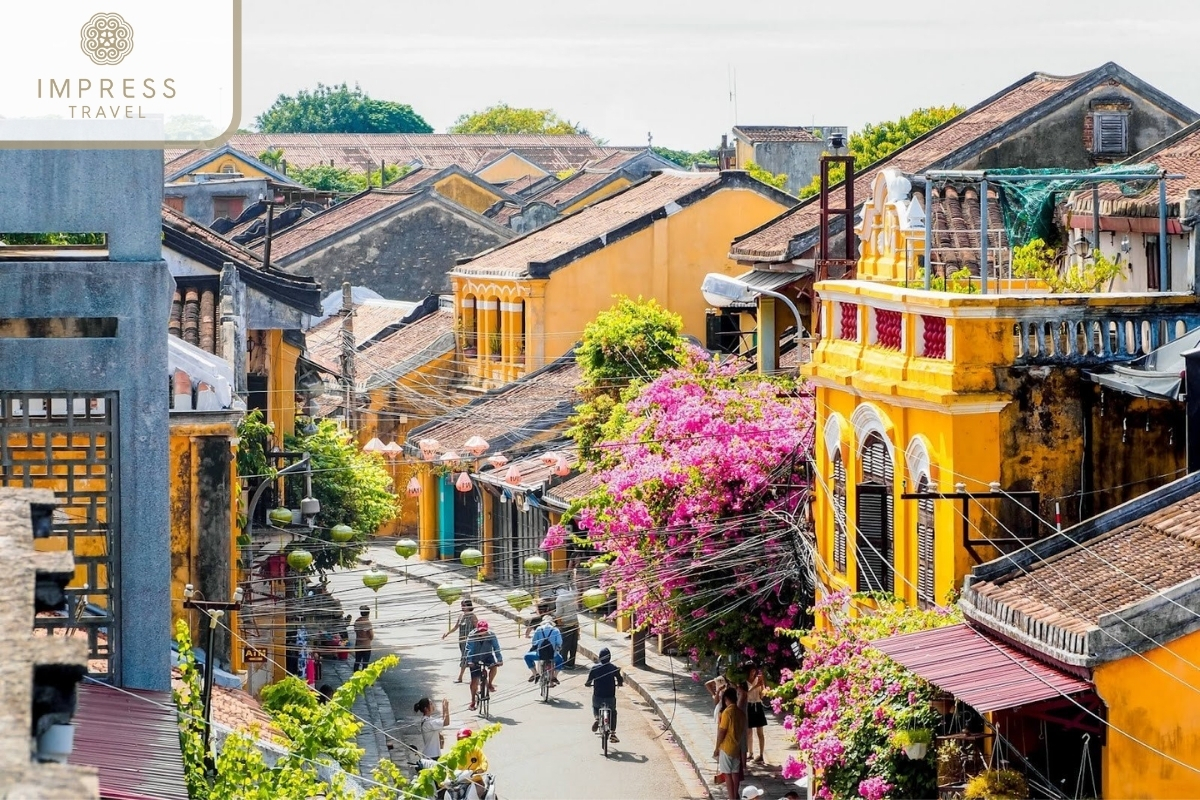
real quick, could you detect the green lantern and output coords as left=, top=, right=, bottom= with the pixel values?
left=362, top=565, right=388, bottom=617
left=330, top=524, right=354, bottom=543
left=582, top=587, right=608, bottom=636
left=395, top=538, right=418, bottom=582
left=269, top=507, right=293, bottom=525
left=588, top=561, right=610, bottom=577
left=436, top=583, right=464, bottom=631
left=286, top=549, right=313, bottom=573
left=460, top=548, right=483, bottom=567
left=507, top=588, right=533, bottom=634
left=522, top=555, right=548, bottom=576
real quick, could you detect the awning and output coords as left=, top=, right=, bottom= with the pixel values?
left=728, top=268, right=811, bottom=307
left=71, top=682, right=190, bottom=800
left=871, top=624, right=1093, bottom=714
left=1084, top=327, right=1200, bottom=401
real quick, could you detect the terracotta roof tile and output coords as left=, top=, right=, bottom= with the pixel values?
left=477, top=443, right=579, bottom=492
left=306, top=300, right=424, bottom=373
left=503, top=174, right=560, bottom=198
left=733, top=125, right=821, bottom=143
left=407, top=357, right=582, bottom=454
left=257, top=189, right=415, bottom=261
left=545, top=465, right=603, bottom=505
left=170, top=282, right=220, bottom=355
left=585, top=150, right=642, bottom=170
left=163, top=204, right=262, bottom=265
left=382, top=166, right=434, bottom=191
left=730, top=72, right=1080, bottom=261
left=1077, top=120, right=1200, bottom=216
left=928, top=184, right=1007, bottom=273
left=454, top=171, right=721, bottom=278
left=486, top=203, right=523, bottom=226
left=527, top=169, right=621, bottom=209
left=164, top=148, right=211, bottom=179
left=358, top=309, right=456, bottom=384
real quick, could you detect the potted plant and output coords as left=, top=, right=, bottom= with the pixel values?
left=892, top=727, right=933, bottom=760
left=963, top=768, right=1028, bottom=799
left=937, top=738, right=970, bottom=788
left=489, top=333, right=502, bottom=360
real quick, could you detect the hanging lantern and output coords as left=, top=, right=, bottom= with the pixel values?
left=588, top=561, right=610, bottom=578
left=269, top=507, right=293, bottom=526
left=540, top=452, right=558, bottom=466
left=436, top=583, right=464, bottom=630
left=330, top=524, right=354, bottom=543
left=553, top=455, right=571, bottom=477
left=418, top=438, right=440, bottom=460
left=506, top=588, right=533, bottom=611
left=460, top=548, right=484, bottom=568
left=455, top=472, right=474, bottom=493
left=286, top=549, right=313, bottom=572
left=363, top=437, right=386, bottom=453
left=505, top=464, right=523, bottom=485
left=523, top=555, right=548, bottom=576
left=395, top=539, right=418, bottom=559
left=487, top=454, right=509, bottom=469
left=362, top=565, right=389, bottom=617
left=441, top=450, right=462, bottom=465
left=384, top=441, right=404, bottom=462
left=406, top=476, right=422, bottom=497
left=582, top=588, right=609, bottom=636
left=463, top=435, right=489, bottom=457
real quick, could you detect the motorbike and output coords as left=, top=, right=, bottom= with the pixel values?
left=410, top=758, right=498, bottom=800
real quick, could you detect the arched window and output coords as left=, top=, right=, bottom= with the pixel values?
left=462, top=294, right=477, bottom=353
left=916, top=476, right=936, bottom=607
left=832, top=450, right=847, bottom=574
left=856, top=432, right=894, bottom=593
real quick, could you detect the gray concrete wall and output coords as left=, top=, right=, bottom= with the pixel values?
left=754, top=140, right=826, bottom=196
left=165, top=178, right=270, bottom=226
left=0, top=149, right=172, bottom=691
left=282, top=202, right=514, bottom=300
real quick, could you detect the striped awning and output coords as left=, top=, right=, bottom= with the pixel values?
left=871, top=624, right=1093, bottom=714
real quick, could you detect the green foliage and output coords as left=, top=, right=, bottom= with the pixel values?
left=288, top=162, right=409, bottom=194
left=556, top=168, right=577, bottom=180
left=891, top=727, right=933, bottom=747
left=284, top=420, right=399, bottom=570
left=745, top=160, right=788, bottom=190
left=964, top=768, right=1029, bottom=800
left=172, top=620, right=211, bottom=799
left=259, top=675, right=318, bottom=717
left=236, top=409, right=276, bottom=483
left=798, top=105, right=964, bottom=199
left=1011, top=237, right=1126, bottom=293
left=0, top=232, right=106, bottom=245
left=567, top=297, right=685, bottom=464
left=917, top=265, right=980, bottom=294
left=256, top=83, right=432, bottom=134
left=258, top=148, right=285, bottom=169
left=450, top=103, right=588, bottom=135
left=406, top=724, right=501, bottom=799
left=651, top=146, right=715, bottom=169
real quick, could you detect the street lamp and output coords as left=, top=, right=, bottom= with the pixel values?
left=183, top=583, right=243, bottom=757
left=701, top=273, right=807, bottom=339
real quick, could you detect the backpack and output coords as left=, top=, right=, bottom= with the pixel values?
left=536, top=630, right=556, bottom=661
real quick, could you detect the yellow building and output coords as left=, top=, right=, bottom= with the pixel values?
left=450, top=170, right=797, bottom=389
left=385, top=164, right=518, bottom=216
left=878, top=471, right=1200, bottom=797
left=804, top=169, right=1200, bottom=611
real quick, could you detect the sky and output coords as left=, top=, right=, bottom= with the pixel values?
left=241, top=0, right=1200, bottom=151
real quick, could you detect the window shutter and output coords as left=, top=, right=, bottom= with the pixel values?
left=856, top=483, right=888, bottom=592
left=833, top=454, right=847, bottom=573
left=858, top=434, right=895, bottom=593
left=917, top=490, right=935, bottom=606
left=1093, top=113, right=1128, bottom=155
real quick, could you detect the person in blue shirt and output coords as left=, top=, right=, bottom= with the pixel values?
left=585, top=647, right=624, bottom=743
left=464, top=619, right=503, bottom=711
left=523, top=615, right=563, bottom=686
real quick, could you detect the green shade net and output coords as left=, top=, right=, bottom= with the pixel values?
left=986, top=165, right=1160, bottom=248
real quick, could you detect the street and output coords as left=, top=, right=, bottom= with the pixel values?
left=325, top=568, right=706, bottom=800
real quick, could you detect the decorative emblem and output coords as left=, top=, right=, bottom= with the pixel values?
left=80, top=12, right=133, bottom=66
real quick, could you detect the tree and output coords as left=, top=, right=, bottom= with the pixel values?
left=651, top=146, right=715, bottom=169
left=449, top=103, right=588, bottom=136
left=287, top=162, right=410, bottom=194
left=256, top=83, right=432, bottom=134
left=566, top=297, right=685, bottom=463
left=798, top=105, right=965, bottom=199
left=746, top=161, right=788, bottom=190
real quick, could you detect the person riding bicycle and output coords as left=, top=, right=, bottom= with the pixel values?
left=585, top=646, right=624, bottom=743
left=523, top=614, right=563, bottom=687
left=464, top=619, right=502, bottom=711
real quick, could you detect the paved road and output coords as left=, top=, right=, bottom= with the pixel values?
left=326, top=568, right=706, bottom=800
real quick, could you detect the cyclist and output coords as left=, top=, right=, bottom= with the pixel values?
left=464, top=619, right=502, bottom=711
left=585, top=646, right=624, bottom=743
left=523, top=615, right=563, bottom=686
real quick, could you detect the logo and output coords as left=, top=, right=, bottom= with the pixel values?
left=80, top=12, right=133, bottom=66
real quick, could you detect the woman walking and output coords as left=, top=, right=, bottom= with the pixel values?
left=442, top=598, right=478, bottom=683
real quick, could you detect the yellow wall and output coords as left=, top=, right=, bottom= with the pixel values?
left=560, top=176, right=633, bottom=216
left=433, top=174, right=504, bottom=215
left=476, top=153, right=549, bottom=184
left=184, top=153, right=274, bottom=181
left=1094, top=629, right=1200, bottom=798
left=266, top=331, right=300, bottom=440
left=735, top=139, right=755, bottom=170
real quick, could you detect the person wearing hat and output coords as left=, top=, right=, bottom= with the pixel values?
left=523, top=614, right=564, bottom=686
left=464, top=619, right=503, bottom=710
left=442, top=597, right=478, bottom=684
left=740, top=786, right=764, bottom=799
left=352, top=605, right=374, bottom=672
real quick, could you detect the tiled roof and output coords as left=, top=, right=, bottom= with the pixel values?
left=1076, top=119, right=1200, bottom=217
left=503, top=173, right=559, bottom=198
left=928, top=184, right=1007, bottom=273
left=170, top=281, right=220, bottom=354
left=544, top=464, right=603, bottom=506
left=476, top=442, right=579, bottom=492
left=453, top=171, right=723, bottom=278
left=163, top=204, right=262, bottom=265
left=255, top=189, right=416, bottom=261
left=487, top=203, right=523, bottom=226
left=733, top=125, right=821, bottom=143
left=306, top=300, right=424, bottom=373
left=730, top=71, right=1082, bottom=261
left=164, top=148, right=212, bottom=179
left=383, top=166, right=433, bottom=191
left=406, top=356, right=582, bottom=455
left=585, top=150, right=642, bottom=170
left=183, top=134, right=622, bottom=174
left=359, top=308, right=456, bottom=387
left=170, top=668, right=280, bottom=736
left=527, top=168, right=624, bottom=209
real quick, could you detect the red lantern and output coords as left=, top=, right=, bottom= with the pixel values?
left=456, top=472, right=474, bottom=492
left=505, top=464, right=523, bottom=485
left=463, top=435, right=489, bottom=457
left=554, top=455, right=571, bottom=477
left=488, top=454, right=509, bottom=469
left=406, top=477, right=421, bottom=497
left=418, top=438, right=439, bottom=460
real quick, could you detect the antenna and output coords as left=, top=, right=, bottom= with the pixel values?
left=728, top=64, right=739, bottom=127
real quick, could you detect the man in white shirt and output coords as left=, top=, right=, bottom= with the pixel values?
left=554, top=576, right=580, bottom=669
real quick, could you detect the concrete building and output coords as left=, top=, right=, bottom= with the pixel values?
left=0, top=150, right=173, bottom=691
left=732, top=125, right=844, bottom=196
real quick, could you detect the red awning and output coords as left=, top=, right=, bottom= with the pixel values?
left=871, top=623, right=1093, bottom=714
left=70, top=682, right=190, bottom=800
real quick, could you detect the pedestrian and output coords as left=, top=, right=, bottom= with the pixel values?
left=713, top=686, right=745, bottom=800
left=740, top=787, right=765, bottom=799
left=464, top=620, right=503, bottom=711
left=736, top=680, right=750, bottom=783
left=746, top=664, right=768, bottom=764
left=414, top=697, right=451, bottom=758
left=442, top=598, right=478, bottom=683
left=554, top=577, right=580, bottom=669
left=524, top=615, right=564, bottom=685
left=352, top=605, right=374, bottom=672
left=705, top=675, right=728, bottom=746
left=585, top=647, right=623, bottom=743
left=317, top=683, right=334, bottom=704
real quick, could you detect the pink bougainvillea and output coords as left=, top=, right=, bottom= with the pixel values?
left=573, top=348, right=815, bottom=671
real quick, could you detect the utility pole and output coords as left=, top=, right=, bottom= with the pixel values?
left=340, top=282, right=355, bottom=430
left=183, top=585, right=242, bottom=759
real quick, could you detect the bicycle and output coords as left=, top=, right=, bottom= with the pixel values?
left=538, top=658, right=554, bottom=703
left=598, top=702, right=613, bottom=757
left=476, top=679, right=490, bottom=719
